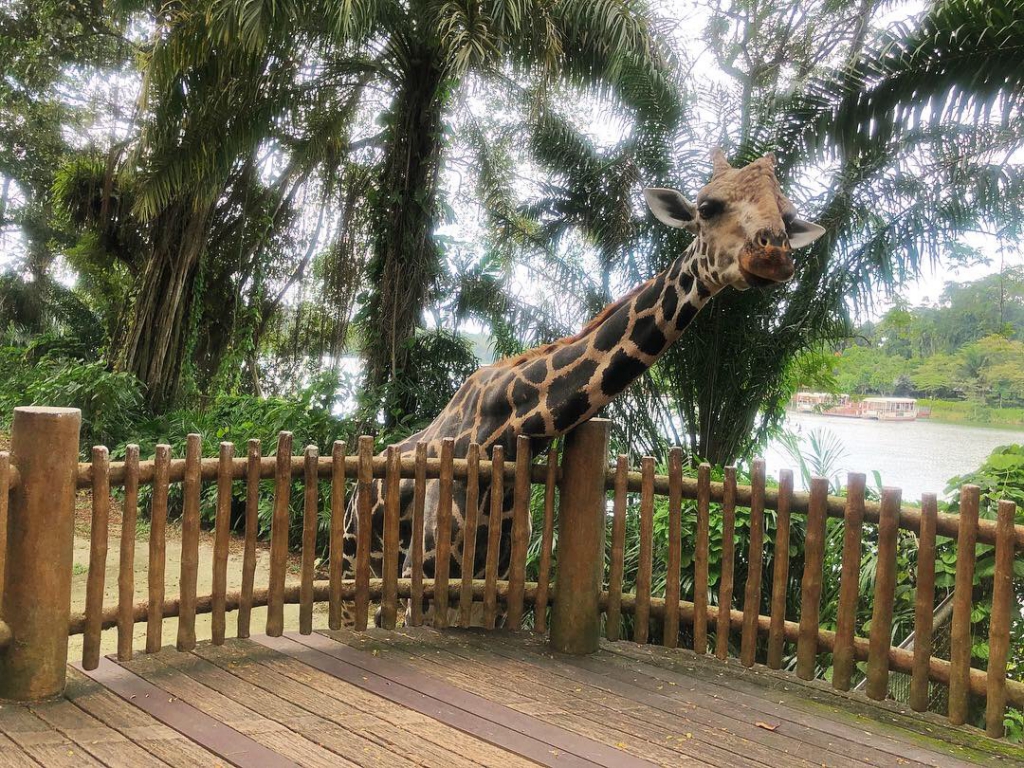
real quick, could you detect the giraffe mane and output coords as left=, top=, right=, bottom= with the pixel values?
left=492, top=280, right=650, bottom=368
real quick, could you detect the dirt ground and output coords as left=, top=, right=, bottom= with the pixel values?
left=65, top=488, right=328, bottom=660
left=5, top=432, right=328, bottom=659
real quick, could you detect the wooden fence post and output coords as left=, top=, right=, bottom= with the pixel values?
left=550, top=418, right=610, bottom=655
left=0, top=407, right=81, bottom=701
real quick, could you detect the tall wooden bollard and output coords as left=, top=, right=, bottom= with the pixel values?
left=0, top=407, right=81, bottom=700
left=550, top=418, right=610, bottom=655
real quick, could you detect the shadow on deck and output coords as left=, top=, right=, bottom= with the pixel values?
left=0, top=628, right=1020, bottom=768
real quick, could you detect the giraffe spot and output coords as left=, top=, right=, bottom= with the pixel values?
left=553, top=392, right=591, bottom=432
left=512, top=378, right=539, bottom=416
left=522, top=359, right=548, bottom=384
left=662, top=286, right=678, bottom=321
left=668, top=259, right=682, bottom=281
left=594, top=305, right=630, bottom=352
left=481, top=383, right=514, bottom=425
left=552, top=342, right=584, bottom=369
left=675, top=301, right=699, bottom=331
left=696, top=281, right=711, bottom=299
left=601, top=349, right=648, bottom=397
left=455, top=434, right=470, bottom=455
left=679, top=273, right=694, bottom=294
left=520, top=412, right=546, bottom=435
left=550, top=358, right=598, bottom=396
left=631, top=315, right=667, bottom=357
left=634, top=280, right=662, bottom=313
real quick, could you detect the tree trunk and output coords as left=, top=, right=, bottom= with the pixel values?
left=360, top=54, right=448, bottom=427
left=116, top=201, right=212, bottom=410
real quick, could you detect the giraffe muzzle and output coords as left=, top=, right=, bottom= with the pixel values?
left=738, top=243, right=795, bottom=286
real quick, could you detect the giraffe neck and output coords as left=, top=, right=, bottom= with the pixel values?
left=504, top=237, right=718, bottom=438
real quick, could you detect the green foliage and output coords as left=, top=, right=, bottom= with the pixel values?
left=0, top=344, right=145, bottom=448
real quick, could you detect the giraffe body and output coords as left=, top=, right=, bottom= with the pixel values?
left=341, top=150, right=825, bottom=626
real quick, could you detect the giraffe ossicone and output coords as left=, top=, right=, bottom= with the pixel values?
left=340, top=150, right=826, bottom=628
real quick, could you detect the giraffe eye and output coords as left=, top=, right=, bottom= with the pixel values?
left=698, top=200, right=724, bottom=220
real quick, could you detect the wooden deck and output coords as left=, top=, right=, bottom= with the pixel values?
left=1, top=629, right=1021, bottom=767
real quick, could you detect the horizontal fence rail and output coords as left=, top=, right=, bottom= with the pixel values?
left=0, top=406, right=1021, bottom=741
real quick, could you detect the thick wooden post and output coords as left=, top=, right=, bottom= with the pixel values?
left=550, top=418, right=610, bottom=655
left=0, top=407, right=81, bottom=701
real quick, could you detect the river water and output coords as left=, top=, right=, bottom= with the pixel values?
left=763, top=412, right=1024, bottom=501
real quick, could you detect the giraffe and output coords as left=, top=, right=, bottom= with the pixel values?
left=341, top=149, right=825, bottom=626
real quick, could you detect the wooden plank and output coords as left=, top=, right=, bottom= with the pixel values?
left=327, top=440, right=346, bottom=631
left=300, top=445, right=319, bottom=635
left=64, top=667, right=221, bottom=767
left=866, top=487, right=901, bottom=700
left=0, top=703, right=104, bottom=767
left=740, top=458, right=766, bottom=667
left=910, top=493, right=938, bottom=712
left=506, top=435, right=532, bottom=629
left=193, top=641, right=501, bottom=768
left=948, top=484, right=980, bottom=725
left=832, top=472, right=866, bottom=690
left=202, top=641, right=537, bottom=768
left=533, top=447, right=558, bottom=634
left=380, top=445, right=401, bottom=630
left=146, top=445, right=170, bottom=654
left=212, top=441, right=234, bottom=645
left=239, top=438, right=261, bottom=638
left=985, top=499, right=1017, bottom=737
left=152, top=647, right=402, bottom=768
left=409, top=442, right=427, bottom=627
left=354, top=435, right=374, bottom=631
left=177, top=434, right=202, bottom=652
left=282, top=632, right=658, bottom=768
left=635, top=456, right=655, bottom=645
left=459, top=442, right=481, bottom=627
left=692, top=461, right=710, bottom=653
left=796, top=476, right=828, bottom=680
left=0, top=453, right=7, bottom=604
left=434, top=438, right=455, bottom=628
left=601, top=640, right=984, bottom=768
left=76, top=657, right=299, bottom=768
left=483, top=444, right=504, bottom=629
left=117, top=445, right=140, bottom=662
left=463, top=629, right=881, bottom=768
left=382, top=628, right=772, bottom=768
left=28, top=692, right=168, bottom=768
left=605, top=455, right=629, bottom=642
left=663, top=448, right=683, bottom=648
left=83, top=445, right=110, bottom=671
left=716, top=466, right=737, bottom=660
left=266, top=431, right=293, bottom=637
left=766, top=468, right=793, bottom=670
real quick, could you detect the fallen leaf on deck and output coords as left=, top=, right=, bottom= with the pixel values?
left=755, top=721, right=779, bottom=731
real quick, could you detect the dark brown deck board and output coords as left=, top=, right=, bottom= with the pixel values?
left=463, top=628, right=942, bottom=768
left=79, top=655, right=304, bottom=768
left=62, top=667, right=222, bottom=768
left=603, top=638, right=1021, bottom=767
left=116, top=651, right=344, bottom=768
left=422, top=630, right=836, bottom=767
left=192, top=639, right=532, bottom=768
left=324, top=627, right=795, bottom=768
left=29, top=693, right=169, bottom=768
left=266, top=632, right=647, bottom=768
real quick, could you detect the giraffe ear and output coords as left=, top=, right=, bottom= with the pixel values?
left=787, top=218, right=826, bottom=249
left=644, top=188, right=697, bottom=232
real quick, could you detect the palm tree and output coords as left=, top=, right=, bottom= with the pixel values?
left=122, top=0, right=679, bottom=417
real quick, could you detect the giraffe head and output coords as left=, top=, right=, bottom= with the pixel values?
left=643, top=149, right=825, bottom=292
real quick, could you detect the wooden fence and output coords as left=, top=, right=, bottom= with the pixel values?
left=0, top=408, right=1021, bottom=740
